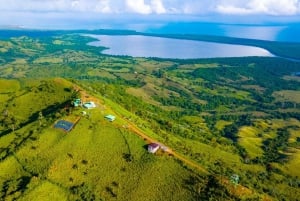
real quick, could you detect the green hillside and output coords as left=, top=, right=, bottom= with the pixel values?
left=1, top=31, right=300, bottom=200
left=0, top=78, right=244, bottom=201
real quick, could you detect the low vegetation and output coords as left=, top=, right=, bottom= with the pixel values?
left=0, top=31, right=300, bottom=200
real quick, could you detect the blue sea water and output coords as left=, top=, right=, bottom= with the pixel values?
left=143, top=22, right=300, bottom=42
left=1, top=20, right=299, bottom=43
left=86, top=21, right=300, bottom=59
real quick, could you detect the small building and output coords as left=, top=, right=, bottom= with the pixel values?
left=160, top=145, right=169, bottom=152
left=73, top=99, right=82, bottom=107
left=105, top=115, right=116, bottom=122
left=54, top=120, right=75, bottom=132
left=83, top=101, right=96, bottom=109
left=148, top=143, right=160, bottom=154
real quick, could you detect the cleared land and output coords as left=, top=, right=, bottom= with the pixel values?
left=1, top=32, right=300, bottom=200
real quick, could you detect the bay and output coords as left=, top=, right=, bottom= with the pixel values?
left=87, top=35, right=274, bottom=59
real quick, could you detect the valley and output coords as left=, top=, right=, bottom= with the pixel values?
left=0, top=31, right=300, bottom=200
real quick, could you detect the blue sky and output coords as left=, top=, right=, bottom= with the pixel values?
left=0, top=0, right=300, bottom=29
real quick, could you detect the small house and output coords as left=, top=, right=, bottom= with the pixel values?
left=83, top=101, right=96, bottom=109
left=105, top=115, right=116, bottom=122
left=148, top=143, right=160, bottom=153
left=73, top=99, right=82, bottom=107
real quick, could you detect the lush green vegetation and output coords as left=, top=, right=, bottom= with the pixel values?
left=1, top=30, right=300, bottom=200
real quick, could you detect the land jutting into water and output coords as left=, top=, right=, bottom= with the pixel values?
left=0, top=29, right=300, bottom=201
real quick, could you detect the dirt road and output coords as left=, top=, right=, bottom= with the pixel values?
left=73, top=82, right=256, bottom=198
left=124, top=119, right=208, bottom=174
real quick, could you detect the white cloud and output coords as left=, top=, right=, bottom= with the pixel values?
left=0, top=0, right=299, bottom=16
left=217, top=0, right=300, bottom=15
left=0, top=0, right=119, bottom=13
left=125, top=0, right=151, bottom=14
left=217, top=5, right=254, bottom=15
left=151, top=0, right=166, bottom=14
left=125, top=0, right=166, bottom=14
left=94, top=0, right=112, bottom=13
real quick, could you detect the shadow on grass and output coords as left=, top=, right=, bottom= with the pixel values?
left=0, top=100, right=71, bottom=162
left=1, top=176, right=31, bottom=200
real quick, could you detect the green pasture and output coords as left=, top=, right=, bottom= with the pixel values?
left=127, top=87, right=161, bottom=106
left=273, top=90, right=300, bottom=103
left=19, top=181, right=69, bottom=201
left=284, top=148, right=300, bottom=177
left=0, top=79, right=20, bottom=93
left=283, top=75, right=300, bottom=82
left=238, top=126, right=263, bottom=159
left=178, top=63, right=220, bottom=70
left=241, top=85, right=265, bottom=92
left=0, top=102, right=198, bottom=201
left=215, top=120, right=232, bottom=130
left=1, top=32, right=300, bottom=200
left=33, top=57, right=63, bottom=64
left=87, top=69, right=116, bottom=79
left=288, top=127, right=300, bottom=143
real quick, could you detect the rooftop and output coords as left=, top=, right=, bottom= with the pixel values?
left=105, top=114, right=116, bottom=121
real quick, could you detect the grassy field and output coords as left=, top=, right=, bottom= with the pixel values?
left=238, top=126, right=263, bottom=159
left=0, top=99, right=200, bottom=201
left=1, top=32, right=300, bottom=200
left=284, top=148, right=300, bottom=177
left=273, top=90, right=300, bottom=103
left=215, top=120, right=232, bottom=130
left=0, top=79, right=20, bottom=93
left=0, top=79, right=205, bottom=201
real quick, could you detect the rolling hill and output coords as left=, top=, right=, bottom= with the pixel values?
left=0, top=30, right=300, bottom=200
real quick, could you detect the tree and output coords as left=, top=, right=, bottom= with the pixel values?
left=3, top=115, right=19, bottom=132
left=71, top=87, right=80, bottom=99
left=222, top=124, right=238, bottom=142
left=38, top=111, right=44, bottom=127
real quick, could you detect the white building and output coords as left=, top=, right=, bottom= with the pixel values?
left=148, top=143, right=160, bottom=153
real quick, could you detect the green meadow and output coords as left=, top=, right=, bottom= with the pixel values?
left=0, top=31, right=300, bottom=200
left=0, top=79, right=204, bottom=201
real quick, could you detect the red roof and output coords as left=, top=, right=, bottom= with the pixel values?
left=148, top=143, right=159, bottom=149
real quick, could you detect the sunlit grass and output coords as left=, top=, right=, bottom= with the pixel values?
left=215, top=120, right=232, bottom=130
left=285, top=148, right=300, bottom=177
left=5, top=103, right=197, bottom=201
left=19, top=181, right=69, bottom=201
left=238, top=126, right=263, bottom=159
left=0, top=79, right=20, bottom=92
left=273, top=90, right=300, bottom=103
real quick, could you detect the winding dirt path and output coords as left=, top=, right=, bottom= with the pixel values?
left=72, top=82, right=259, bottom=199
left=72, top=81, right=209, bottom=173
left=123, top=119, right=209, bottom=174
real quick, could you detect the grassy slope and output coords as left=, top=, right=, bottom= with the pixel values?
left=1, top=32, right=300, bottom=200
left=238, top=126, right=264, bottom=159
left=14, top=113, right=194, bottom=201
left=0, top=78, right=202, bottom=201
